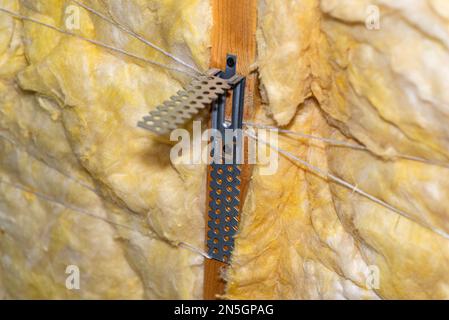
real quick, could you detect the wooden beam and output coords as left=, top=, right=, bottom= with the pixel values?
left=204, top=0, right=258, bottom=300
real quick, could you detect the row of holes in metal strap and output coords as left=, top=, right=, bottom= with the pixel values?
left=208, top=164, right=241, bottom=263
left=142, top=76, right=230, bottom=135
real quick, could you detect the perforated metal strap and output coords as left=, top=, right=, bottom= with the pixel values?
left=137, top=74, right=231, bottom=136
left=207, top=163, right=241, bottom=263
left=204, top=55, right=246, bottom=264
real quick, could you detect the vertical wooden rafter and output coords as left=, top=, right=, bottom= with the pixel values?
left=204, top=0, right=258, bottom=300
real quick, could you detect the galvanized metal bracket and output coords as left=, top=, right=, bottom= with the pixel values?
left=207, top=54, right=246, bottom=263
left=137, top=54, right=246, bottom=264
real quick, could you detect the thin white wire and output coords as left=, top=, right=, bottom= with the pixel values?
left=0, top=7, right=197, bottom=77
left=0, top=178, right=211, bottom=259
left=71, top=0, right=203, bottom=76
left=245, top=122, right=366, bottom=150
left=0, top=178, right=138, bottom=231
left=0, top=133, right=97, bottom=194
left=246, top=131, right=449, bottom=241
left=245, top=122, right=449, bottom=169
left=179, top=242, right=211, bottom=259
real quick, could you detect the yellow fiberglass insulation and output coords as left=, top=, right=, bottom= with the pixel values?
left=1, top=0, right=449, bottom=300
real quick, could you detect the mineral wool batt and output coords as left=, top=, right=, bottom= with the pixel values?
left=1, top=0, right=449, bottom=299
